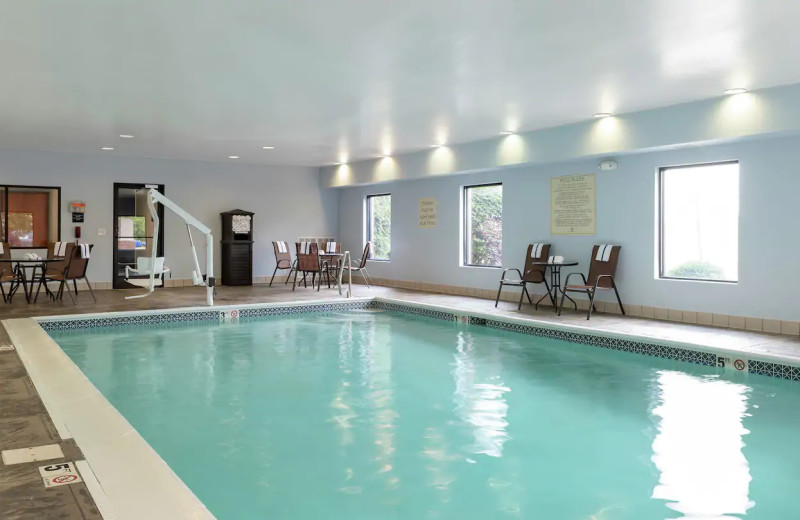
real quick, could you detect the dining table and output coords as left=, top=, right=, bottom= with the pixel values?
left=0, top=258, right=63, bottom=303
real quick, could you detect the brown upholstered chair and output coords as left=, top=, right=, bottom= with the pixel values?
left=0, top=242, right=16, bottom=302
left=36, top=243, right=96, bottom=303
left=320, top=241, right=342, bottom=288
left=559, top=244, right=624, bottom=320
left=341, top=242, right=372, bottom=287
left=495, top=243, right=552, bottom=310
left=270, top=241, right=295, bottom=286
left=292, top=242, right=321, bottom=291
left=45, top=242, right=69, bottom=278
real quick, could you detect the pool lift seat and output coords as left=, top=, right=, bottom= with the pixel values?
left=124, top=257, right=171, bottom=288
left=125, top=188, right=215, bottom=305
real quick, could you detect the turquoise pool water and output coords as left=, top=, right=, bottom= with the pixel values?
left=50, top=310, right=800, bottom=519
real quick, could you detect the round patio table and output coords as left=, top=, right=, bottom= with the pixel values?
left=530, top=260, right=579, bottom=313
left=0, top=258, right=63, bottom=303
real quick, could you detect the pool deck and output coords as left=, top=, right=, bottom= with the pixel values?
left=1, top=283, right=799, bottom=519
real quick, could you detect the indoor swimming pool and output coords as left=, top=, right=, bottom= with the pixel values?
left=48, top=309, right=800, bottom=519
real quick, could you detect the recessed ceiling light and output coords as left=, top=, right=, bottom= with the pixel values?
left=500, top=130, right=515, bottom=135
left=593, top=113, right=613, bottom=119
left=119, top=134, right=134, bottom=139
left=724, top=88, right=747, bottom=95
left=262, top=146, right=275, bottom=150
left=101, top=147, right=114, bottom=151
left=430, top=143, right=444, bottom=148
left=228, top=155, right=240, bottom=159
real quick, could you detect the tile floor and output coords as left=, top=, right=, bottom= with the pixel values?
left=1, top=282, right=799, bottom=519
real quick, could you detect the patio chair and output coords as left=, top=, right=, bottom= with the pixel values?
left=270, top=241, right=295, bottom=286
left=559, top=244, right=624, bottom=320
left=341, top=242, right=373, bottom=287
left=292, top=241, right=321, bottom=291
left=495, top=243, right=552, bottom=310
left=320, top=241, right=341, bottom=288
left=0, top=242, right=16, bottom=303
left=36, top=243, right=96, bottom=303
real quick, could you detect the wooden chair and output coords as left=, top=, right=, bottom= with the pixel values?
left=270, top=241, right=295, bottom=286
left=341, top=242, right=373, bottom=287
left=292, top=242, right=321, bottom=291
left=559, top=245, right=624, bottom=320
left=495, top=243, right=552, bottom=310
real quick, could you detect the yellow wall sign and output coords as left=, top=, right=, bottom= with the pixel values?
left=550, top=174, right=596, bottom=235
left=418, top=198, right=437, bottom=228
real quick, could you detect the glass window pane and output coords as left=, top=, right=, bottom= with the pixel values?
left=661, top=163, right=739, bottom=282
left=6, top=187, right=58, bottom=248
left=465, top=184, right=503, bottom=267
left=367, top=194, right=391, bottom=260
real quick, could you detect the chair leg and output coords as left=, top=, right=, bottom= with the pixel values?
left=361, top=267, right=373, bottom=288
left=84, top=277, right=96, bottom=302
left=65, top=280, right=76, bottom=304
left=292, top=267, right=299, bottom=291
left=0, top=283, right=6, bottom=303
left=494, top=283, right=503, bottom=307
left=269, top=266, right=279, bottom=287
left=612, top=280, right=625, bottom=315
left=517, top=283, right=526, bottom=310
left=587, top=287, right=597, bottom=320
left=542, top=278, right=554, bottom=308
left=558, top=287, right=567, bottom=316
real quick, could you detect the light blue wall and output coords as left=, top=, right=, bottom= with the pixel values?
left=337, top=134, right=800, bottom=321
left=323, top=83, right=800, bottom=188
left=0, top=149, right=339, bottom=283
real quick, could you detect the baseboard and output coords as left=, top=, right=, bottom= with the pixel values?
left=349, top=277, right=799, bottom=337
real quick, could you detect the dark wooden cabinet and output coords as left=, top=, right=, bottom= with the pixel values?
left=220, top=209, right=254, bottom=286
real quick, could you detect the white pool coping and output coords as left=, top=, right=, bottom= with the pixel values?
left=5, top=295, right=800, bottom=520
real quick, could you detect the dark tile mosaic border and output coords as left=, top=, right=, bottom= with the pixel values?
left=480, top=318, right=717, bottom=367
left=35, top=299, right=800, bottom=382
left=748, top=360, right=800, bottom=381
left=39, top=301, right=372, bottom=331
left=238, top=300, right=372, bottom=318
left=39, top=310, right=221, bottom=331
left=369, top=300, right=456, bottom=321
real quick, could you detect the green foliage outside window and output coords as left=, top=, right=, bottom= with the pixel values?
left=369, top=195, right=391, bottom=259
left=467, top=185, right=502, bottom=266
left=666, top=261, right=724, bottom=280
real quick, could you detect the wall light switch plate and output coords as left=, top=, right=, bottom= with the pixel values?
left=97, top=228, right=106, bottom=236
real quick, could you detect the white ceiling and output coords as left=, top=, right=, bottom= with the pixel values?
left=2, top=0, right=800, bottom=167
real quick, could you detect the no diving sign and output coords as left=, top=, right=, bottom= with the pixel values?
left=39, top=461, right=83, bottom=488
left=716, top=356, right=749, bottom=373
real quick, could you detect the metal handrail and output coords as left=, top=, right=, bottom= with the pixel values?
left=337, top=250, right=352, bottom=297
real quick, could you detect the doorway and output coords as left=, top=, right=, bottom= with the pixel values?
left=112, top=183, right=165, bottom=289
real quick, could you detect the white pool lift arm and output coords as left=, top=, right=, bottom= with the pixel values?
left=125, top=188, right=215, bottom=305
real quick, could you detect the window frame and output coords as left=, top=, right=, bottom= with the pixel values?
left=365, top=193, right=391, bottom=262
left=657, top=160, right=739, bottom=283
left=0, top=184, right=61, bottom=249
left=462, top=182, right=503, bottom=269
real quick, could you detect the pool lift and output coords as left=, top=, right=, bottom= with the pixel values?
left=125, top=188, right=215, bottom=305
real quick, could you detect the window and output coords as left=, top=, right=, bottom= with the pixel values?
left=366, top=194, right=391, bottom=260
left=659, top=162, right=739, bottom=282
left=0, top=185, right=60, bottom=248
left=463, top=183, right=502, bottom=267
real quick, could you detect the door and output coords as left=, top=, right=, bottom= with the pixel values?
left=113, top=183, right=165, bottom=289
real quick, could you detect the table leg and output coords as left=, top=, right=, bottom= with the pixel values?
left=553, top=266, right=577, bottom=312
left=19, top=265, right=31, bottom=304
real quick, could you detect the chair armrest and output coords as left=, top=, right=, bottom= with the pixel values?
left=563, top=272, right=585, bottom=287
left=594, top=274, right=616, bottom=289
left=500, top=268, right=522, bottom=280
